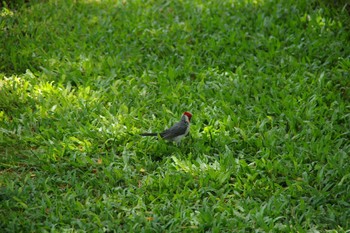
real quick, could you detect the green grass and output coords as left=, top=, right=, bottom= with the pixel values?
left=1, top=0, right=350, bottom=231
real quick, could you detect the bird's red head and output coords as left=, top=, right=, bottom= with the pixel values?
left=183, top=111, right=192, bottom=121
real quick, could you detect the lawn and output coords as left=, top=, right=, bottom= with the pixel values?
left=1, top=0, right=350, bottom=231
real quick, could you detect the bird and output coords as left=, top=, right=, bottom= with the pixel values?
left=140, top=112, right=192, bottom=143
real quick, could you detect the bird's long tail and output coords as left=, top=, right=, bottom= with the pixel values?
left=140, top=133, right=158, bottom=136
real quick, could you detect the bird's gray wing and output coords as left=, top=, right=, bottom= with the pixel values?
left=160, top=121, right=189, bottom=139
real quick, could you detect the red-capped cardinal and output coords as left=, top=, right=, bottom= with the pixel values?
left=140, top=112, right=192, bottom=143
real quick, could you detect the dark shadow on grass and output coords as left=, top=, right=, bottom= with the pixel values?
left=1, top=0, right=30, bottom=9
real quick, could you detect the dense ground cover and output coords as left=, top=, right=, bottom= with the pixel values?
left=1, top=0, right=350, bottom=231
